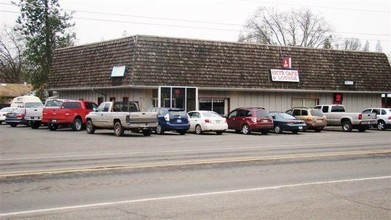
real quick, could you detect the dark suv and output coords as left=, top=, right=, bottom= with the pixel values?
left=148, top=108, right=190, bottom=135
left=226, top=107, right=274, bottom=135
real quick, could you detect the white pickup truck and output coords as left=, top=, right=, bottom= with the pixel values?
left=315, top=104, right=377, bottom=132
left=85, top=101, right=158, bottom=137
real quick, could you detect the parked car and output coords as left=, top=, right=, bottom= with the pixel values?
left=5, top=108, right=29, bottom=127
left=226, top=107, right=274, bottom=135
left=0, top=107, right=17, bottom=125
left=286, top=107, right=327, bottom=132
left=270, top=112, right=307, bottom=134
left=85, top=101, right=158, bottom=137
left=188, top=110, right=228, bottom=135
left=315, top=104, right=377, bottom=132
left=147, top=108, right=189, bottom=135
left=42, top=99, right=97, bottom=131
left=362, top=108, right=391, bottom=130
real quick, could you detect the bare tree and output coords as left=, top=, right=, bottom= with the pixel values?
left=0, top=27, right=25, bottom=83
left=342, top=38, right=362, bottom=51
left=239, top=7, right=333, bottom=48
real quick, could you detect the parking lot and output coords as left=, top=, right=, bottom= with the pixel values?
left=1, top=124, right=390, bottom=219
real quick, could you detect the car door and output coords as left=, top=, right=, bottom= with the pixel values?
left=226, top=110, right=239, bottom=129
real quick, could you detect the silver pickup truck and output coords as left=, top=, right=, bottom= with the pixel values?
left=85, top=101, right=158, bottom=137
left=315, top=105, right=377, bottom=132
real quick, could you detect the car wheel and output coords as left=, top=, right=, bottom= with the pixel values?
left=49, top=123, right=58, bottom=131
left=292, top=131, right=298, bottom=134
left=10, top=123, right=17, bottom=127
left=261, top=130, right=269, bottom=135
left=178, top=130, right=187, bottom=135
left=31, top=121, right=41, bottom=129
left=241, top=124, right=250, bottom=135
left=377, top=120, right=386, bottom=131
left=156, top=125, right=164, bottom=135
left=195, top=125, right=202, bottom=135
left=143, top=129, right=151, bottom=136
left=314, top=127, right=322, bottom=132
left=86, top=120, right=95, bottom=134
left=71, top=118, right=83, bottom=131
left=357, top=126, right=367, bottom=132
left=114, top=121, right=124, bottom=137
left=274, top=126, right=282, bottom=134
left=216, top=131, right=223, bottom=135
left=341, top=121, right=352, bottom=132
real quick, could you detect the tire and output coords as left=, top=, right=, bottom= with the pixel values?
left=31, top=121, right=41, bottom=129
left=114, top=121, right=124, bottom=137
left=314, top=127, right=322, bottom=132
left=357, top=126, right=367, bottom=132
left=10, top=123, right=17, bottom=127
left=71, top=118, right=83, bottom=131
left=274, top=126, right=282, bottom=134
left=86, top=120, right=95, bottom=134
left=241, top=124, right=251, bottom=135
left=292, top=131, right=298, bottom=134
left=216, top=131, right=223, bottom=135
left=195, top=125, right=202, bottom=135
left=143, top=129, right=151, bottom=136
left=261, top=130, right=269, bottom=135
left=178, top=130, right=187, bottom=135
left=156, top=125, right=164, bottom=135
left=377, top=120, right=386, bottom=131
left=341, top=121, right=352, bottom=132
left=49, top=123, right=58, bottom=131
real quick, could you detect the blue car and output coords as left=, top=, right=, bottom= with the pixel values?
left=270, top=112, right=307, bottom=134
left=148, top=108, right=190, bottom=135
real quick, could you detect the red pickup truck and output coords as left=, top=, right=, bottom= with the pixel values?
left=42, top=99, right=97, bottom=131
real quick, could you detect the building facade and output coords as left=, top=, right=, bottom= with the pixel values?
left=48, top=35, right=391, bottom=114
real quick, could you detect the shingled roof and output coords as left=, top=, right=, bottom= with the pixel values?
left=49, top=35, right=391, bottom=93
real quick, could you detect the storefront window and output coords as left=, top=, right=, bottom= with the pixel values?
left=158, top=87, right=197, bottom=111
left=199, top=99, right=226, bottom=115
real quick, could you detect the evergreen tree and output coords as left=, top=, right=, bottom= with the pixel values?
left=13, top=0, right=75, bottom=98
left=375, top=40, right=383, bottom=52
left=363, top=40, right=370, bottom=52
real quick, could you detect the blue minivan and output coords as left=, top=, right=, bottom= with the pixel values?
left=148, top=108, right=190, bottom=135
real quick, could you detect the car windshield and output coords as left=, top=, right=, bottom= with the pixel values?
left=169, top=110, right=187, bottom=117
left=310, top=110, right=324, bottom=117
left=45, top=100, right=63, bottom=107
left=278, top=113, right=297, bottom=120
left=256, top=109, right=270, bottom=117
left=0, top=108, right=13, bottom=112
left=202, top=111, right=221, bottom=118
left=24, top=102, right=43, bottom=108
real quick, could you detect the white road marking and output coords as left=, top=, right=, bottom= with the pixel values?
left=1, top=176, right=390, bottom=217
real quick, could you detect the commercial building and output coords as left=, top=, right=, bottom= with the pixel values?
left=48, top=35, right=391, bottom=114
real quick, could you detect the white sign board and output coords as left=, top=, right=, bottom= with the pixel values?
left=270, top=69, right=299, bottom=82
left=111, top=65, right=126, bottom=77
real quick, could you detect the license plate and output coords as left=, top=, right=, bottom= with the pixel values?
left=51, top=120, right=57, bottom=123
left=177, top=119, right=182, bottom=123
left=216, top=120, right=220, bottom=124
left=299, top=126, right=303, bottom=130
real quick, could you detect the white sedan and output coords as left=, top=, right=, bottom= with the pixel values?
left=188, top=110, right=228, bottom=135
left=0, top=107, right=17, bottom=125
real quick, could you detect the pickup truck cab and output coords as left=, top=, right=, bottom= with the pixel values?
left=42, top=99, right=97, bottom=131
left=315, top=104, right=377, bottom=132
left=85, top=101, right=158, bottom=137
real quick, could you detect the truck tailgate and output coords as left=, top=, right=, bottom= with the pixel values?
left=127, top=112, right=158, bottom=123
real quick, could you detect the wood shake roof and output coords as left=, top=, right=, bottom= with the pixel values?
left=49, top=35, right=391, bottom=92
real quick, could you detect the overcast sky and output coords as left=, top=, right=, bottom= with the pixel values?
left=1, top=0, right=390, bottom=54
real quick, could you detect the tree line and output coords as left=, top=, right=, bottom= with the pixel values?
left=0, top=2, right=387, bottom=98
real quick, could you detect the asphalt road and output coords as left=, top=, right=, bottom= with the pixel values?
left=0, top=124, right=390, bottom=219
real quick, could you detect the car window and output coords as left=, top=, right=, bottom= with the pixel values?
left=45, top=100, right=63, bottom=107
left=237, top=110, right=246, bottom=117
left=203, top=111, right=221, bottom=118
left=310, top=110, right=324, bottom=117
left=331, top=106, right=345, bottom=112
left=302, top=110, right=308, bottom=116
left=228, top=110, right=237, bottom=118
left=63, top=102, right=81, bottom=109
left=279, top=113, right=297, bottom=120
left=24, top=102, right=43, bottom=108
left=321, top=106, right=328, bottom=113
left=286, top=109, right=293, bottom=115
left=169, top=110, right=187, bottom=117
left=373, top=109, right=380, bottom=115
left=189, top=112, right=200, bottom=118
left=256, top=109, right=270, bottom=117
left=381, top=109, right=386, bottom=115
left=362, top=109, right=372, bottom=114
left=246, top=111, right=252, bottom=117
left=85, top=102, right=97, bottom=110
left=292, top=109, right=300, bottom=116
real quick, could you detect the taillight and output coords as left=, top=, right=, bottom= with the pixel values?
left=204, top=119, right=211, bottom=123
left=164, top=113, right=170, bottom=122
left=388, top=116, right=391, bottom=120
left=17, top=113, right=25, bottom=119
left=358, top=114, right=362, bottom=120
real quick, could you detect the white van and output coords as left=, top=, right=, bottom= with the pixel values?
left=10, top=95, right=42, bottom=108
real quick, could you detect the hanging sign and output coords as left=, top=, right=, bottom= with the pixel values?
left=270, top=69, right=300, bottom=82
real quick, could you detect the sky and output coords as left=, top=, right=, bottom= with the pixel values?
left=1, top=0, right=390, bottom=54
